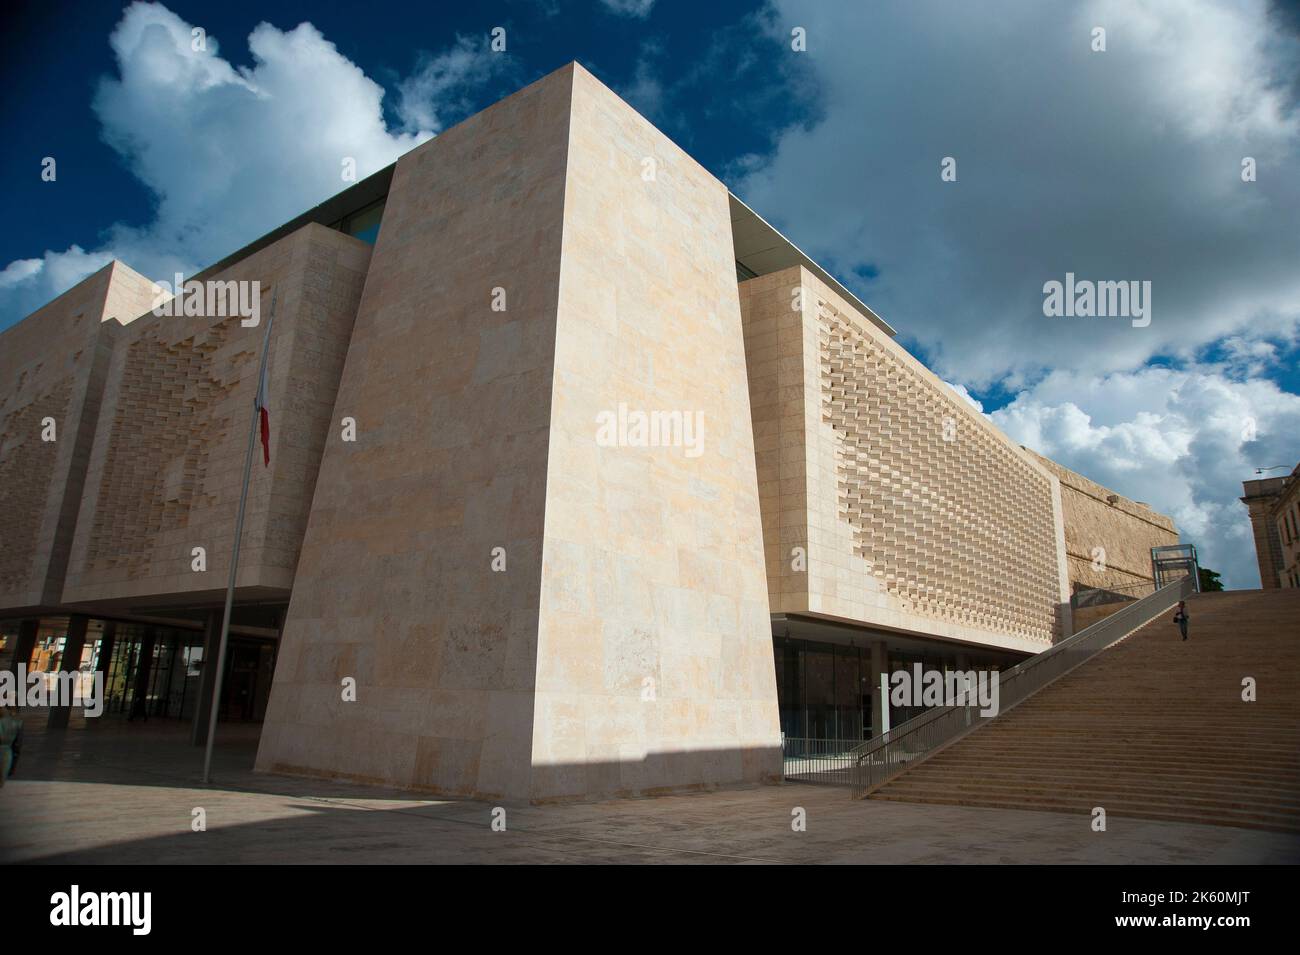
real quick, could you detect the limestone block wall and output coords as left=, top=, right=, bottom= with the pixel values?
left=1025, top=450, right=1178, bottom=595
left=257, top=66, right=574, bottom=797
left=530, top=65, right=780, bottom=799
left=101, top=262, right=163, bottom=326
left=741, top=266, right=1070, bottom=653
left=257, top=63, right=780, bottom=801
left=0, top=262, right=156, bottom=613
left=1276, top=477, right=1300, bottom=588
left=61, top=224, right=369, bottom=608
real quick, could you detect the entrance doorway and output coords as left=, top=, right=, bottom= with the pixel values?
left=219, top=638, right=276, bottom=722
left=92, top=626, right=276, bottom=725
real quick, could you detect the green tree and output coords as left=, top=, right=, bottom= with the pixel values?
left=1198, top=567, right=1225, bottom=592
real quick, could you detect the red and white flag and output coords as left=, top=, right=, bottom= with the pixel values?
left=255, top=360, right=271, bottom=467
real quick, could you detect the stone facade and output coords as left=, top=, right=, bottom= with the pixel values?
left=1266, top=465, right=1300, bottom=589
left=741, top=266, right=1070, bottom=654
left=254, top=66, right=574, bottom=797
left=255, top=64, right=781, bottom=801
left=531, top=65, right=780, bottom=798
left=0, top=262, right=156, bottom=613
left=0, top=61, right=1185, bottom=802
left=1241, top=473, right=1292, bottom=589
left=61, top=224, right=370, bottom=609
left=1026, top=450, right=1178, bottom=597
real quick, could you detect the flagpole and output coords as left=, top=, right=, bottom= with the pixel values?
left=203, top=290, right=277, bottom=785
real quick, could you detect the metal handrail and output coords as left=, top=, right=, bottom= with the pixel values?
left=782, top=736, right=864, bottom=787
left=849, top=575, right=1196, bottom=797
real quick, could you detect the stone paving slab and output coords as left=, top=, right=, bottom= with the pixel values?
left=2, top=718, right=1297, bottom=864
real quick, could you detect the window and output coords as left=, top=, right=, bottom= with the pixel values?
left=335, top=199, right=386, bottom=245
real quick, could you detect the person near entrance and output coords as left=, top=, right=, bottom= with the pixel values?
left=0, top=706, right=22, bottom=785
left=1172, top=600, right=1190, bottom=641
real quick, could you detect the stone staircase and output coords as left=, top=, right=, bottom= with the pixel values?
left=870, top=589, right=1300, bottom=831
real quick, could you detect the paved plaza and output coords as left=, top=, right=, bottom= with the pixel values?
left=2, top=716, right=1296, bottom=865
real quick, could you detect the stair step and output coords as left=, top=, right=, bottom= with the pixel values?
left=859, top=590, right=1300, bottom=832
left=869, top=792, right=1300, bottom=833
left=879, top=779, right=1300, bottom=813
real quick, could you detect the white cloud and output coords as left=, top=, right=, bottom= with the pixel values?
left=739, top=0, right=1300, bottom=387
left=615, top=40, right=667, bottom=120
left=990, top=365, right=1300, bottom=588
left=0, top=258, right=45, bottom=291
left=736, top=0, right=1300, bottom=589
left=943, top=381, right=984, bottom=413
left=397, top=35, right=505, bottom=133
left=0, top=247, right=117, bottom=304
left=0, top=1, right=503, bottom=325
left=1218, top=335, right=1280, bottom=377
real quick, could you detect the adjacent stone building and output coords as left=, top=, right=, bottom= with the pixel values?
left=0, top=63, right=1180, bottom=799
left=1243, top=464, right=1300, bottom=589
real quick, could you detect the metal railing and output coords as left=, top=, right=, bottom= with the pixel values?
left=848, top=574, right=1196, bottom=798
left=782, top=736, right=864, bottom=786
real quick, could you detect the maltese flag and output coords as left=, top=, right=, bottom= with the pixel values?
left=254, top=361, right=271, bottom=467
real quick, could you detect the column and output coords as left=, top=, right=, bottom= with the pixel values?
left=90, top=621, right=116, bottom=722
left=127, top=628, right=157, bottom=721
left=871, top=639, right=889, bottom=738
left=48, top=615, right=89, bottom=730
left=8, top=619, right=39, bottom=673
left=94, top=621, right=117, bottom=685
left=191, top=611, right=221, bottom=745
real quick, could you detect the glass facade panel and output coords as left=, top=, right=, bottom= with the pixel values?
left=835, top=649, right=863, bottom=741
left=774, top=637, right=869, bottom=742
left=339, top=200, right=385, bottom=244
left=804, top=647, right=834, bottom=739
left=775, top=634, right=1022, bottom=741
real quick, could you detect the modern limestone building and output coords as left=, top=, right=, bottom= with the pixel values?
left=0, top=63, right=1179, bottom=800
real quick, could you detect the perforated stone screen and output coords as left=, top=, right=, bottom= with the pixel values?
left=816, top=299, right=1059, bottom=642
left=741, top=265, right=1069, bottom=653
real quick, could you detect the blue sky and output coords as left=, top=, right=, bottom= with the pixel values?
left=3, top=0, right=1299, bottom=587
left=0, top=0, right=796, bottom=290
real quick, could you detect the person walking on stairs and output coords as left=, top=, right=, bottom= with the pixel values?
left=1172, top=600, right=1190, bottom=641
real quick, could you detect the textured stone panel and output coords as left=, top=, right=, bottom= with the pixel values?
left=0, top=262, right=156, bottom=613
left=740, top=266, right=1070, bottom=652
left=61, top=224, right=369, bottom=607
left=817, top=300, right=1059, bottom=640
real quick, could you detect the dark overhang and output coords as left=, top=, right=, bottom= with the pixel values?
left=729, top=192, right=895, bottom=337
left=192, top=164, right=395, bottom=282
